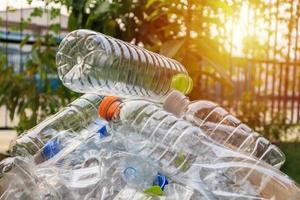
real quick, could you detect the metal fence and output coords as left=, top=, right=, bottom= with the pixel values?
left=197, top=0, right=300, bottom=126
left=199, top=58, right=300, bottom=125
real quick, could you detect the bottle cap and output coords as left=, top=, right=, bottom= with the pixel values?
left=123, top=166, right=137, bottom=182
left=98, top=125, right=107, bottom=138
left=163, top=90, right=189, bottom=117
left=154, top=173, right=168, bottom=190
left=98, top=96, right=122, bottom=121
left=94, top=118, right=108, bottom=137
left=171, top=73, right=193, bottom=95
left=42, top=140, right=61, bottom=159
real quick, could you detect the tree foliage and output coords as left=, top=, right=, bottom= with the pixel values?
left=0, top=3, right=77, bottom=132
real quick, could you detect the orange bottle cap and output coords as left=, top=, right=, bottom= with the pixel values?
left=98, top=96, right=122, bottom=121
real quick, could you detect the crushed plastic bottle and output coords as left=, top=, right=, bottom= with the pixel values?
left=33, top=130, right=79, bottom=164
left=163, top=90, right=285, bottom=168
left=56, top=29, right=193, bottom=100
left=0, top=157, right=74, bottom=199
left=1, top=148, right=121, bottom=199
left=121, top=155, right=157, bottom=191
left=10, top=93, right=103, bottom=157
left=53, top=142, right=125, bottom=199
left=99, top=96, right=300, bottom=199
left=44, top=124, right=111, bottom=170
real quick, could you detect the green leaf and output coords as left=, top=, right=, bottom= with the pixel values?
left=20, top=19, right=30, bottom=30
left=159, top=39, right=185, bottom=58
left=145, top=0, right=161, bottom=8
left=30, top=7, right=43, bottom=17
left=147, top=9, right=161, bottom=21
left=49, top=23, right=61, bottom=34
left=20, top=35, right=30, bottom=48
left=143, top=185, right=163, bottom=196
left=94, top=1, right=110, bottom=15
left=50, top=8, right=60, bottom=20
left=6, top=6, right=16, bottom=12
left=68, top=12, right=78, bottom=31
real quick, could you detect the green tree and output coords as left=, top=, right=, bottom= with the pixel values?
left=0, top=4, right=76, bottom=133
left=64, top=0, right=234, bottom=99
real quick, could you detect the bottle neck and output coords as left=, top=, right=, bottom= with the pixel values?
left=98, top=96, right=122, bottom=121
left=163, top=90, right=190, bottom=117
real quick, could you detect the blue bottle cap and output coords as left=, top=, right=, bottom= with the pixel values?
left=42, top=140, right=61, bottom=159
left=154, top=173, right=168, bottom=190
left=94, top=118, right=108, bottom=138
left=97, top=125, right=107, bottom=138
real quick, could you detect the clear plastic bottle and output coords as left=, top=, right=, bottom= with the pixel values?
left=1, top=143, right=122, bottom=200
left=117, top=154, right=171, bottom=194
left=99, top=96, right=300, bottom=200
left=0, top=157, right=73, bottom=200
left=45, top=135, right=125, bottom=200
left=163, top=91, right=285, bottom=168
left=33, top=131, right=79, bottom=164
left=56, top=29, right=193, bottom=100
left=10, top=93, right=104, bottom=157
left=121, top=155, right=157, bottom=191
left=45, top=123, right=111, bottom=170
left=45, top=140, right=166, bottom=199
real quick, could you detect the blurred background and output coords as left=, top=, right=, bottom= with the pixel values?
left=0, top=0, right=299, bottom=182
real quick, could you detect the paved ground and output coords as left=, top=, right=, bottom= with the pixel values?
left=0, top=106, right=18, bottom=154
left=0, top=130, right=17, bottom=154
left=0, top=106, right=19, bottom=128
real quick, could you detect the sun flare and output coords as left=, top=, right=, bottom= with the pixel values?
left=223, top=2, right=269, bottom=57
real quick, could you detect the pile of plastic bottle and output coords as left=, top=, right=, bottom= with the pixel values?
left=1, top=29, right=300, bottom=200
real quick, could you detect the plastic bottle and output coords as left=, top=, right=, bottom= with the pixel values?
left=121, top=155, right=157, bottom=190
left=1, top=145, right=121, bottom=200
left=117, top=120, right=300, bottom=200
left=99, top=96, right=300, bottom=200
left=118, top=154, right=171, bottom=195
left=10, top=93, right=104, bottom=157
left=33, top=130, right=79, bottom=164
left=49, top=140, right=124, bottom=200
left=44, top=122, right=110, bottom=170
left=56, top=29, right=193, bottom=100
left=46, top=138, right=167, bottom=199
left=0, top=157, right=73, bottom=199
left=163, top=90, right=285, bottom=168
left=113, top=131, right=218, bottom=199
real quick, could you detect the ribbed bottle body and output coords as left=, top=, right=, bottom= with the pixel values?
left=56, top=29, right=192, bottom=100
left=107, top=99, right=300, bottom=199
left=184, top=100, right=285, bottom=168
left=10, top=93, right=103, bottom=157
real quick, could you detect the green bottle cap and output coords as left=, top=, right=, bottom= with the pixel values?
left=171, top=73, right=193, bottom=94
left=143, top=185, right=163, bottom=196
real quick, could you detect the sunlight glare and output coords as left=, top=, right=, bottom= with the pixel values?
left=225, top=2, right=269, bottom=57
